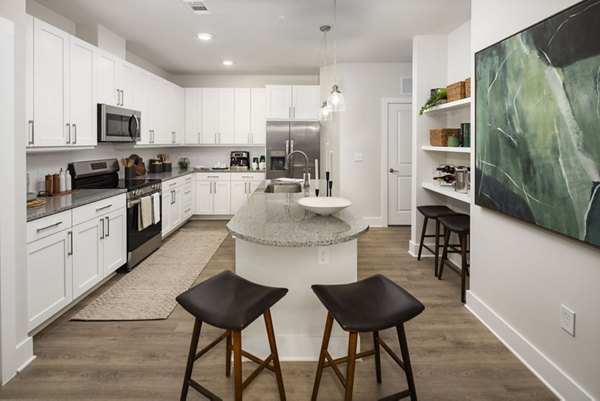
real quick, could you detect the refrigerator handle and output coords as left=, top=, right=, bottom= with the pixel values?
left=285, top=139, right=289, bottom=156
left=290, top=139, right=294, bottom=153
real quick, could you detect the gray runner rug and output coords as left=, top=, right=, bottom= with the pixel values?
left=71, top=227, right=227, bottom=321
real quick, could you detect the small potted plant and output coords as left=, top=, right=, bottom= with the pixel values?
left=419, top=88, right=448, bottom=115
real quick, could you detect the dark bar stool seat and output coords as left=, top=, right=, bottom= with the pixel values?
left=416, top=205, right=460, bottom=276
left=437, top=214, right=470, bottom=303
left=311, top=274, right=425, bottom=401
left=176, top=270, right=288, bottom=401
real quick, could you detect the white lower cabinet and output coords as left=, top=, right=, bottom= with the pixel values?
left=26, top=194, right=126, bottom=332
left=27, top=228, right=72, bottom=331
left=162, top=175, right=195, bottom=238
left=195, top=173, right=231, bottom=215
left=230, top=173, right=265, bottom=214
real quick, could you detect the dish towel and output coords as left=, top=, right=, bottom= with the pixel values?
left=138, top=196, right=153, bottom=231
left=151, top=192, right=161, bottom=224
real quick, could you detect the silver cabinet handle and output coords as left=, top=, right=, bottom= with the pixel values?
left=67, top=231, right=73, bottom=256
left=290, top=139, right=294, bottom=153
left=184, top=190, right=191, bottom=195
left=72, top=123, right=77, bottom=144
left=66, top=123, right=71, bottom=144
left=28, top=120, right=34, bottom=145
left=100, top=218, right=105, bottom=240
left=121, top=89, right=124, bottom=106
left=207, top=175, right=219, bottom=178
left=241, top=176, right=253, bottom=179
left=184, top=208, right=191, bottom=214
left=289, top=106, right=292, bottom=118
left=218, top=132, right=221, bottom=143
left=36, top=221, right=62, bottom=232
left=105, top=216, right=110, bottom=237
left=169, top=181, right=177, bottom=188
left=185, top=176, right=192, bottom=182
left=389, top=168, right=399, bottom=173
left=214, top=132, right=217, bottom=143
left=285, top=139, right=289, bottom=156
left=198, top=132, right=201, bottom=143
left=96, top=204, right=112, bottom=212
left=171, top=131, right=175, bottom=144
left=116, top=89, right=120, bottom=105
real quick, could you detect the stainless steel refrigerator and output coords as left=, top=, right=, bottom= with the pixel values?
left=266, top=121, right=320, bottom=180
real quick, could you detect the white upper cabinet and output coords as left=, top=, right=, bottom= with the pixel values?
left=265, top=85, right=320, bottom=120
left=97, top=51, right=140, bottom=110
left=27, top=17, right=97, bottom=147
left=200, top=88, right=235, bottom=144
left=234, top=88, right=251, bottom=144
left=184, top=88, right=201, bottom=144
left=250, top=88, right=266, bottom=144
left=217, top=88, right=235, bottom=144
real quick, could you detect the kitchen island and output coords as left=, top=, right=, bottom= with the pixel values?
left=227, top=182, right=368, bottom=360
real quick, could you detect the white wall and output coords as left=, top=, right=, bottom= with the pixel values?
left=469, top=1, right=600, bottom=399
left=25, top=0, right=74, bottom=34
left=446, top=21, right=470, bottom=84
left=320, top=63, right=412, bottom=224
left=0, top=0, right=31, bottom=385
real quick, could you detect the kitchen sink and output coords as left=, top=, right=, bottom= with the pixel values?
left=264, top=182, right=302, bottom=193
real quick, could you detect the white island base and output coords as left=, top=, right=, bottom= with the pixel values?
left=235, top=238, right=358, bottom=361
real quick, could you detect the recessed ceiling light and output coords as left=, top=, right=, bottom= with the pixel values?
left=222, top=60, right=234, bottom=66
left=197, top=32, right=212, bottom=41
left=278, top=15, right=286, bottom=20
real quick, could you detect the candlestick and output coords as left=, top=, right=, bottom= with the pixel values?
left=328, top=180, right=333, bottom=197
left=315, top=159, right=319, bottom=190
left=315, top=188, right=320, bottom=197
left=329, top=150, right=333, bottom=182
left=325, top=171, right=330, bottom=197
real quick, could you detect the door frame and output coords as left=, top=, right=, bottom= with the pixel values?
left=380, top=97, right=412, bottom=227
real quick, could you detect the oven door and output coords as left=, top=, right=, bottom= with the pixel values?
left=127, top=195, right=161, bottom=252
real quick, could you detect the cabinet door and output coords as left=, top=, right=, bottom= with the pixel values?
left=292, top=85, right=320, bottom=120
left=141, top=74, right=162, bottom=144
left=230, top=181, right=248, bottom=215
left=201, top=88, right=218, bottom=144
left=27, top=230, right=72, bottom=331
left=266, top=85, right=292, bottom=119
left=72, top=218, right=102, bottom=299
left=213, top=181, right=231, bottom=215
left=174, top=85, right=184, bottom=144
left=161, top=190, right=173, bottom=237
left=234, top=88, right=251, bottom=144
left=97, top=51, right=119, bottom=107
left=194, top=180, right=213, bottom=214
left=218, top=88, right=235, bottom=144
left=69, top=36, right=97, bottom=146
left=170, top=188, right=183, bottom=230
left=32, top=18, right=69, bottom=146
left=250, top=88, right=266, bottom=144
left=185, top=88, right=201, bottom=144
left=102, top=208, right=127, bottom=276
left=119, top=62, right=136, bottom=108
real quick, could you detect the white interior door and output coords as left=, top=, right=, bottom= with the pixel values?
left=387, top=103, right=412, bottom=225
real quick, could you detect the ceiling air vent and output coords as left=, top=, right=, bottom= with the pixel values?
left=182, top=0, right=209, bottom=15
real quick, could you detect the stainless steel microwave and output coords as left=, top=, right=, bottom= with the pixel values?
left=98, top=104, right=141, bottom=142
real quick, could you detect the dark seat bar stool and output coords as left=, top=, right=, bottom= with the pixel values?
left=416, top=205, right=460, bottom=276
left=437, top=214, right=470, bottom=303
left=176, top=270, right=288, bottom=401
left=311, top=274, right=425, bottom=401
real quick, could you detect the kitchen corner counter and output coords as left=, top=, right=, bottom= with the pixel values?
left=27, top=189, right=127, bottom=222
left=227, top=182, right=369, bottom=247
left=145, top=168, right=195, bottom=181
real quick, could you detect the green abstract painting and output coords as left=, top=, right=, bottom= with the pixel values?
left=475, top=0, right=600, bottom=248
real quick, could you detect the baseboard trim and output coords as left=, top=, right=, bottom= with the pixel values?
left=408, top=240, right=433, bottom=258
left=363, top=216, right=385, bottom=227
left=15, top=337, right=34, bottom=374
left=466, top=292, right=593, bottom=401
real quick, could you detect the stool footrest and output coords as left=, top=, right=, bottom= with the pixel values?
left=242, top=352, right=276, bottom=390
left=377, top=337, right=406, bottom=371
left=241, top=350, right=276, bottom=372
left=324, top=349, right=377, bottom=368
left=194, top=330, right=228, bottom=362
left=379, top=389, right=412, bottom=401
left=188, top=378, right=223, bottom=401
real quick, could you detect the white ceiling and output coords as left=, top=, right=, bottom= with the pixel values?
left=35, top=0, right=471, bottom=76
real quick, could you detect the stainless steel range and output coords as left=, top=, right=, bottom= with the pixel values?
left=68, top=158, right=162, bottom=271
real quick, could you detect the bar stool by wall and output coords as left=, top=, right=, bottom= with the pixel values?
left=176, top=270, right=288, bottom=401
left=311, top=274, right=425, bottom=401
left=416, top=205, right=460, bottom=276
left=438, top=214, right=470, bottom=303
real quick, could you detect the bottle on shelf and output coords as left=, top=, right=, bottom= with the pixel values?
left=65, top=167, right=72, bottom=191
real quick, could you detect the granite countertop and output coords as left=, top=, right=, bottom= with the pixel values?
left=146, top=169, right=266, bottom=182
left=27, top=189, right=127, bottom=222
left=227, top=181, right=369, bottom=247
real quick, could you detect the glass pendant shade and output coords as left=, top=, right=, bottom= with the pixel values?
left=327, top=84, right=345, bottom=112
left=320, top=101, right=332, bottom=121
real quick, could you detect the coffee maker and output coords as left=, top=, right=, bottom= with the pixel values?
left=230, top=151, right=250, bottom=171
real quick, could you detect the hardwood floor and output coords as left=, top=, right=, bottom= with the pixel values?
left=0, top=221, right=557, bottom=401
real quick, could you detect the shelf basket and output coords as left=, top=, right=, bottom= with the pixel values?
left=430, top=128, right=460, bottom=146
left=465, top=78, right=471, bottom=98
left=447, top=81, right=466, bottom=102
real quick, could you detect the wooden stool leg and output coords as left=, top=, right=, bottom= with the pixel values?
left=417, top=217, right=429, bottom=260
left=181, top=319, right=202, bottom=401
left=226, top=330, right=232, bottom=377
left=344, top=332, right=358, bottom=401
left=373, top=331, right=382, bottom=383
left=438, top=227, right=451, bottom=280
left=396, top=325, right=418, bottom=401
left=434, top=219, right=441, bottom=277
left=264, top=310, right=286, bottom=401
left=311, top=313, right=334, bottom=401
left=460, top=233, right=467, bottom=304
left=232, top=330, right=243, bottom=401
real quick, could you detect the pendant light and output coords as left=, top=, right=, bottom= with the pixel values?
left=326, top=0, right=345, bottom=112
left=319, top=25, right=333, bottom=121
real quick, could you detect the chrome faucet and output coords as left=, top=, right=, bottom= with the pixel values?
left=285, top=150, right=310, bottom=192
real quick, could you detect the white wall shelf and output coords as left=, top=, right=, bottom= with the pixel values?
left=424, top=97, right=471, bottom=113
left=422, top=182, right=470, bottom=203
left=422, top=145, right=471, bottom=153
